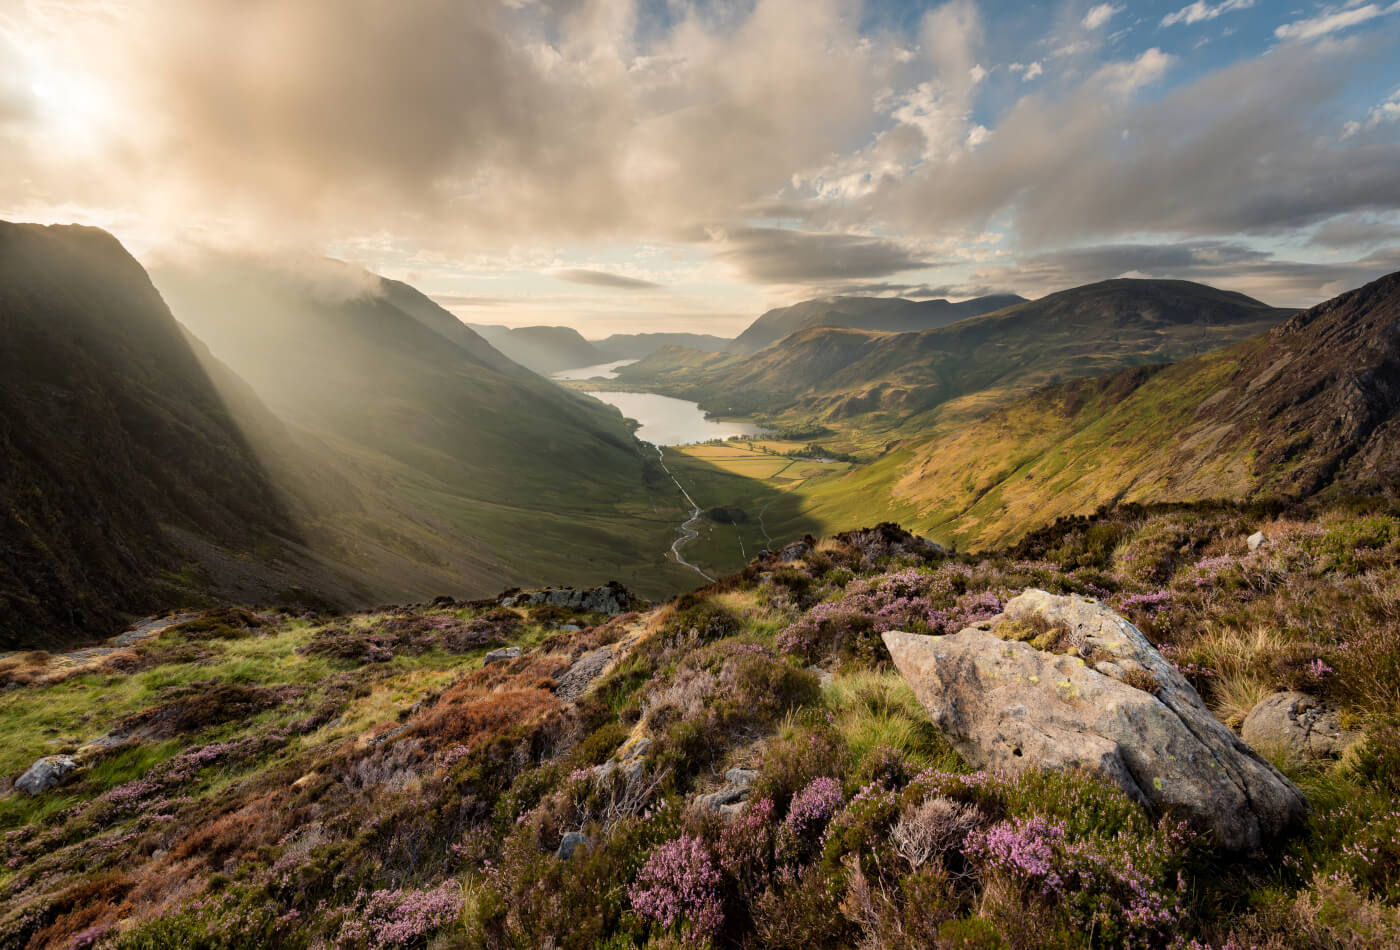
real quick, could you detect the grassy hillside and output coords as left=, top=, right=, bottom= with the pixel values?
left=618, top=279, right=1290, bottom=425
left=155, top=255, right=701, bottom=602
left=4, top=501, right=1400, bottom=948
left=792, top=271, right=1400, bottom=551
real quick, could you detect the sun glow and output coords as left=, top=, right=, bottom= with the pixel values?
left=27, top=64, right=109, bottom=150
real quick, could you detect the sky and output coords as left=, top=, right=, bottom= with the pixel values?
left=2, top=0, right=1399, bottom=338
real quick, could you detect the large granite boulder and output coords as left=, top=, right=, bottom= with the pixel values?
left=1242, top=691, right=1359, bottom=759
left=883, top=589, right=1308, bottom=851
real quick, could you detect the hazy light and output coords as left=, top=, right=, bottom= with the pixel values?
left=28, top=65, right=108, bottom=150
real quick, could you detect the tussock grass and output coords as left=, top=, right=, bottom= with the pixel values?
left=823, top=671, right=960, bottom=774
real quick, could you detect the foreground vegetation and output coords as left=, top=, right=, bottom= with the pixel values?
left=3, top=497, right=1400, bottom=948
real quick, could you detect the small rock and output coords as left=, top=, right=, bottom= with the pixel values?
left=15, top=755, right=78, bottom=795
left=560, top=624, right=582, bottom=633
left=696, top=784, right=749, bottom=812
left=483, top=646, right=523, bottom=667
left=431, top=595, right=456, bottom=607
left=718, top=801, right=748, bottom=820
left=557, top=831, right=590, bottom=860
left=1242, top=691, right=1360, bottom=759
left=1247, top=531, right=1268, bottom=552
left=724, top=767, right=758, bottom=787
left=76, top=731, right=132, bottom=761
left=779, top=540, right=812, bottom=561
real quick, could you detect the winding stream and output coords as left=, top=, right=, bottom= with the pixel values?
left=572, top=387, right=769, bottom=581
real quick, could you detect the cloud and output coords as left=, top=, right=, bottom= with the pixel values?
left=1309, top=212, right=1400, bottom=248
left=711, top=227, right=936, bottom=285
left=963, top=240, right=1400, bottom=307
left=1342, top=86, right=1400, bottom=137
left=1275, top=2, right=1400, bottom=42
left=552, top=268, right=661, bottom=289
left=1082, top=4, right=1122, bottom=30
left=0, top=0, right=891, bottom=249
left=861, top=39, right=1400, bottom=247
left=1, top=0, right=1398, bottom=315
left=1161, top=0, right=1255, bottom=28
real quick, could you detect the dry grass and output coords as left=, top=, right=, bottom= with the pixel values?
left=1188, top=624, right=1294, bottom=678
left=1210, top=670, right=1275, bottom=728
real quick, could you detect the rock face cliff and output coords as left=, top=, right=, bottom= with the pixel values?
left=885, top=590, right=1309, bottom=851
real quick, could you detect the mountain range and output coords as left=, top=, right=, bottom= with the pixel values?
left=6, top=217, right=1398, bottom=649
left=617, top=279, right=1291, bottom=424
left=839, top=269, right=1400, bottom=548
left=726, top=292, right=1028, bottom=355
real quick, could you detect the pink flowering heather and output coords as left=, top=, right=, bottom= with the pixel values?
left=783, top=777, right=843, bottom=843
left=334, top=881, right=463, bottom=948
left=628, top=835, right=724, bottom=938
left=965, top=814, right=1195, bottom=949
left=716, top=797, right=775, bottom=895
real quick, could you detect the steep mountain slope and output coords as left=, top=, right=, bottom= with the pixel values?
left=728, top=292, right=1027, bottom=354
left=594, top=331, right=731, bottom=361
left=0, top=223, right=316, bottom=647
left=813, top=271, right=1400, bottom=549
left=378, top=277, right=532, bottom=376
left=155, top=254, right=697, bottom=599
left=466, top=323, right=606, bottom=374
left=620, top=279, right=1290, bottom=421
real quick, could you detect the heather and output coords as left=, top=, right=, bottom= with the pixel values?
left=3, top=498, right=1400, bottom=948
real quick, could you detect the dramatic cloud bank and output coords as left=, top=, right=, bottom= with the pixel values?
left=2, top=0, right=1398, bottom=320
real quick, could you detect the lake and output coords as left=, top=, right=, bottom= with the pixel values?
left=551, top=359, right=638, bottom=380
left=583, top=391, right=768, bottom=445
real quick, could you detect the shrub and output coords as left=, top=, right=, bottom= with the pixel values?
left=629, top=835, right=724, bottom=939
left=964, top=809, right=1196, bottom=948
left=776, top=777, right=843, bottom=865
left=334, top=881, right=463, bottom=949
left=892, top=795, right=983, bottom=870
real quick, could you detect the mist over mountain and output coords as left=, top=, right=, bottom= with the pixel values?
left=0, top=227, right=709, bottom=648
left=727, top=293, right=1028, bottom=355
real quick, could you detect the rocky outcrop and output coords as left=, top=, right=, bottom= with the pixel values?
left=482, top=646, right=522, bottom=666
left=554, top=645, right=614, bottom=702
left=499, top=582, right=640, bottom=615
left=14, top=755, right=78, bottom=795
left=883, top=589, right=1308, bottom=851
left=1242, top=691, right=1359, bottom=759
left=837, top=523, right=947, bottom=564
